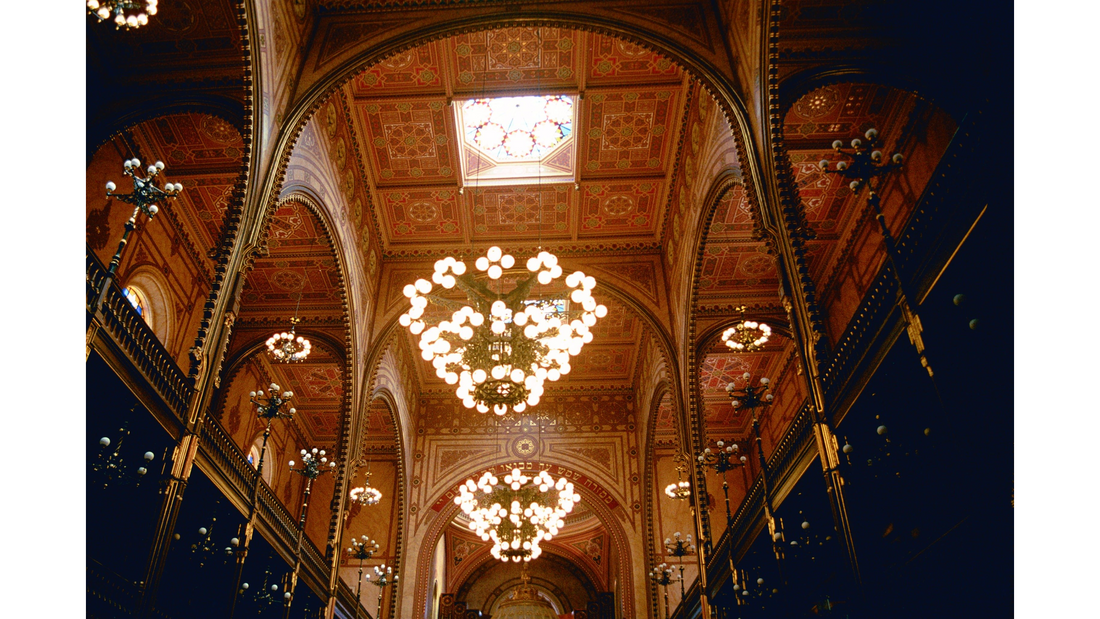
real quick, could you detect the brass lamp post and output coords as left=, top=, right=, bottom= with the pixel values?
left=664, top=532, right=696, bottom=601
left=346, top=535, right=381, bottom=619
left=818, top=130, right=932, bottom=377
left=726, top=374, right=788, bottom=572
left=93, top=158, right=182, bottom=312
left=282, top=448, right=337, bottom=618
left=366, top=563, right=399, bottom=619
left=649, top=562, right=680, bottom=619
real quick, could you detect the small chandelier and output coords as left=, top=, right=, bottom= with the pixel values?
left=87, top=1, right=158, bottom=30
left=267, top=317, right=312, bottom=363
left=664, top=480, right=690, bottom=500
left=721, top=306, right=771, bottom=352
left=399, top=246, right=607, bottom=415
left=350, top=471, right=383, bottom=506
left=663, top=454, right=691, bottom=500
left=664, top=531, right=696, bottom=557
left=289, top=448, right=336, bottom=479
left=725, top=373, right=774, bottom=410
left=454, top=468, right=579, bottom=563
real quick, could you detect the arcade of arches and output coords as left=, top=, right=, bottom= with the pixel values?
left=86, top=3, right=1011, bottom=619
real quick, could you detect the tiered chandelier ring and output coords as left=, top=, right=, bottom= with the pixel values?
left=721, top=306, right=772, bottom=352
left=455, top=468, right=579, bottom=563
left=399, top=247, right=607, bottom=416
left=267, top=317, right=311, bottom=363
left=87, top=1, right=158, bottom=29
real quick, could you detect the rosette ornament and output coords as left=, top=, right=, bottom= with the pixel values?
left=398, top=246, right=607, bottom=415
left=454, top=468, right=579, bottom=563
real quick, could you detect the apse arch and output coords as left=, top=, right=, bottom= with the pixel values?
left=454, top=548, right=601, bottom=615
left=450, top=537, right=605, bottom=609
left=414, top=463, right=639, bottom=619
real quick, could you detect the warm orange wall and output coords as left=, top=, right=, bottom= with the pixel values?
left=756, top=342, right=808, bottom=458
left=337, top=457, right=401, bottom=603
left=821, top=103, right=958, bottom=345
left=651, top=451, right=700, bottom=613
left=87, top=139, right=212, bottom=370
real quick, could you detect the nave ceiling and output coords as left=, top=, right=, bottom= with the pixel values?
left=84, top=2, right=977, bottom=616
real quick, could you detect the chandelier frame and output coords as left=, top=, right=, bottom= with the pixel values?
left=399, top=246, right=607, bottom=416
left=720, top=305, right=772, bottom=353
left=454, top=467, right=579, bottom=563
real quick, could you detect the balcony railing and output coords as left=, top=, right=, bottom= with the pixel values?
left=197, top=414, right=334, bottom=601
left=87, top=250, right=192, bottom=423
left=707, top=403, right=816, bottom=573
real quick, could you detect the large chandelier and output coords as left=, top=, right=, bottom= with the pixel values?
left=399, top=246, right=607, bottom=415
left=454, top=468, right=579, bottom=563
left=721, top=305, right=772, bottom=352
left=87, top=1, right=158, bottom=29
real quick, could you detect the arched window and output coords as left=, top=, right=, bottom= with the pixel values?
left=122, top=270, right=172, bottom=346
left=248, top=435, right=275, bottom=486
left=122, top=286, right=148, bottom=320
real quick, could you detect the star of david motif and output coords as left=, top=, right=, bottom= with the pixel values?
left=602, top=113, right=654, bottom=150
left=488, top=29, right=541, bottom=70
left=384, top=123, right=436, bottom=159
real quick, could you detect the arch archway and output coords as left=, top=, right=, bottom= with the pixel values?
left=414, top=462, right=640, bottom=619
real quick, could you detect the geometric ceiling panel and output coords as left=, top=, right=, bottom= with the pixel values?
left=380, top=187, right=464, bottom=243
left=468, top=184, right=574, bottom=241
left=585, top=296, right=641, bottom=342
left=567, top=345, right=636, bottom=383
left=364, top=397, right=397, bottom=440
left=351, top=40, right=446, bottom=96
left=653, top=391, right=678, bottom=448
left=705, top=184, right=754, bottom=241
left=698, top=351, right=758, bottom=393
left=784, top=83, right=900, bottom=145
left=696, top=244, right=778, bottom=295
left=238, top=200, right=343, bottom=321
left=585, top=33, right=683, bottom=85
left=702, top=399, right=751, bottom=436
left=578, top=180, right=664, bottom=238
left=580, top=88, right=680, bottom=177
left=265, top=201, right=330, bottom=249
left=787, top=151, right=858, bottom=233
left=357, top=97, right=458, bottom=185
left=239, top=255, right=343, bottom=312
left=276, top=363, right=344, bottom=403
left=447, top=28, right=580, bottom=93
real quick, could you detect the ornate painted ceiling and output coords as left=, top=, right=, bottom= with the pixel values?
left=336, top=30, right=689, bottom=258
left=85, top=3, right=981, bottom=616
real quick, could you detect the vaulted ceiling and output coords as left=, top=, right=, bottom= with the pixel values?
left=85, top=2, right=985, bottom=616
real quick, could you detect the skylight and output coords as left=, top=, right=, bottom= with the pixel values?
left=456, top=95, right=576, bottom=185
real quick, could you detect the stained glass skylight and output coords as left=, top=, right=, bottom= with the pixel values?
left=463, top=96, right=572, bottom=161
left=456, top=95, right=576, bottom=185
